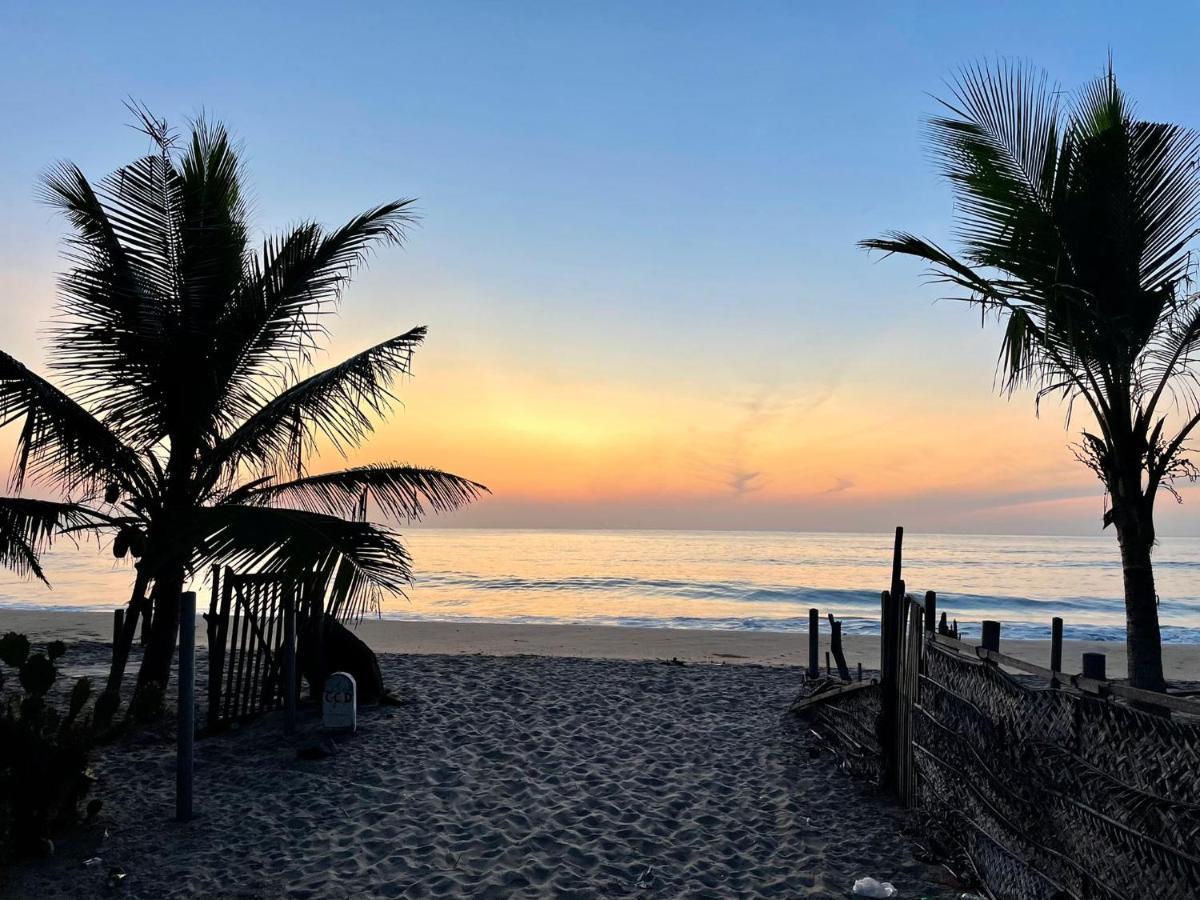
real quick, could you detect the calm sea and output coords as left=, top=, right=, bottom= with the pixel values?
left=2, top=529, right=1198, bottom=643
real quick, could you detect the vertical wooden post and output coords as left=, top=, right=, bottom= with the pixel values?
left=1082, top=652, right=1106, bottom=680
left=207, top=570, right=229, bottom=732
left=890, top=526, right=904, bottom=601
left=205, top=566, right=221, bottom=645
left=284, top=585, right=297, bottom=735
left=1050, top=617, right=1063, bottom=673
left=112, top=609, right=124, bottom=648
left=880, top=582, right=904, bottom=791
left=924, top=591, right=936, bottom=633
left=177, top=591, right=196, bottom=822
left=808, top=608, right=819, bottom=678
left=857, top=661, right=862, bottom=682
left=981, top=620, right=1001, bottom=653
left=827, top=613, right=850, bottom=680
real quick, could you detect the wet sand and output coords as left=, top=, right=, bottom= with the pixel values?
left=3, top=609, right=1199, bottom=680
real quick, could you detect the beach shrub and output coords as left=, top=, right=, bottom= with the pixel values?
left=0, top=631, right=30, bottom=668
left=0, top=635, right=98, bottom=861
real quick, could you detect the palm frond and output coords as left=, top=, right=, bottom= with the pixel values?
left=0, top=497, right=109, bottom=583
left=230, top=463, right=488, bottom=521
left=208, top=327, right=426, bottom=479
left=188, top=504, right=410, bottom=620
left=0, top=350, right=149, bottom=496
left=932, top=60, right=1067, bottom=283
left=176, top=116, right=250, bottom=335
left=863, top=59, right=1200, bottom=429
left=214, top=201, right=417, bottom=421
left=40, top=160, right=174, bottom=444
left=1142, top=299, right=1200, bottom=422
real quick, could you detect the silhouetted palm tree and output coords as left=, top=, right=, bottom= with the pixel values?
left=0, top=110, right=486, bottom=696
left=862, top=62, right=1200, bottom=691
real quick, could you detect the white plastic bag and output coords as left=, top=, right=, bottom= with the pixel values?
left=852, top=877, right=898, bottom=898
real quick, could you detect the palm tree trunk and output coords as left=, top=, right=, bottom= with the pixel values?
left=139, top=602, right=153, bottom=645
left=104, top=566, right=151, bottom=697
left=1115, top=514, right=1166, bottom=692
left=136, top=565, right=185, bottom=689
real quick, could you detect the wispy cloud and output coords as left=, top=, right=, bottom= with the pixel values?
left=727, top=469, right=763, bottom=496
left=820, top=477, right=854, bottom=495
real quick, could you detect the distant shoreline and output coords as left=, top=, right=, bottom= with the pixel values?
left=4, top=608, right=1199, bottom=681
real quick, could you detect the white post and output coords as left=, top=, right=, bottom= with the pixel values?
left=177, top=591, right=196, bottom=821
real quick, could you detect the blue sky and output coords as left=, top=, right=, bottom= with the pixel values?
left=2, top=2, right=1199, bottom=535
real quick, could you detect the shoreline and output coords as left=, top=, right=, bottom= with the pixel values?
left=3, top=608, right=1199, bottom=680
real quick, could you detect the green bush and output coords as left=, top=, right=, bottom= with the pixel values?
left=0, top=636, right=98, bottom=861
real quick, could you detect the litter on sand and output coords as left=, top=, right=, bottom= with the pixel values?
left=852, top=876, right=898, bottom=897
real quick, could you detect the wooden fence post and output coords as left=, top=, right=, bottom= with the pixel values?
left=1050, top=617, right=1063, bottom=673
left=981, top=620, right=1001, bottom=653
left=207, top=569, right=231, bottom=732
left=177, top=591, right=196, bottom=822
left=808, top=608, right=820, bottom=678
left=1082, top=652, right=1106, bottom=680
left=890, top=526, right=904, bottom=601
left=827, top=612, right=851, bottom=681
left=880, top=580, right=905, bottom=791
left=924, top=591, right=936, bottom=633
left=284, top=586, right=297, bottom=735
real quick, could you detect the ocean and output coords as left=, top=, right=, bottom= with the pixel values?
left=2, top=529, right=1198, bottom=643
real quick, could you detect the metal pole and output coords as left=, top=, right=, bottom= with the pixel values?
left=177, top=591, right=196, bottom=822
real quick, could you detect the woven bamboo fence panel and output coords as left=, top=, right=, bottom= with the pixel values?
left=915, top=642, right=1200, bottom=899
left=808, top=682, right=883, bottom=781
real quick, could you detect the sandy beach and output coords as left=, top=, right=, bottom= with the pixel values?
left=3, top=610, right=1198, bottom=898
left=3, top=650, right=957, bottom=898
left=0, top=612, right=972, bottom=899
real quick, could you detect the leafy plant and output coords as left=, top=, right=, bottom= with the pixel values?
left=0, top=636, right=98, bottom=861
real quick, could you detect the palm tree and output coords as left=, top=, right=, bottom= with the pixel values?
left=861, top=61, right=1200, bottom=692
left=0, top=109, right=487, bottom=697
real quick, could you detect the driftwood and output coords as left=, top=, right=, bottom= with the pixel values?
left=826, top=612, right=851, bottom=681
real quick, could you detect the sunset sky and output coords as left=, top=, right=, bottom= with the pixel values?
left=2, top=2, right=1199, bottom=535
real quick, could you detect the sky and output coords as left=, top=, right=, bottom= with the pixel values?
left=1, top=1, right=1199, bottom=535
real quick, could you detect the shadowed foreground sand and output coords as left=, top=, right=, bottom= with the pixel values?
left=5, top=653, right=960, bottom=899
